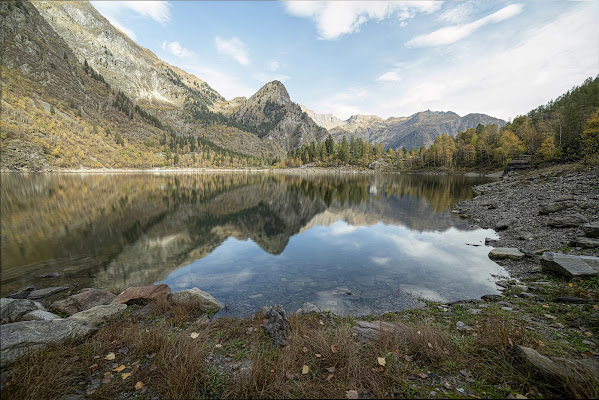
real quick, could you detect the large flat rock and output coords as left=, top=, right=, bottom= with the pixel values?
left=541, top=252, right=599, bottom=279
left=169, top=287, right=222, bottom=313
left=51, top=288, right=116, bottom=316
left=488, top=248, right=525, bottom=261
left=68, top=304, right=127, bottom=327
left=0, top=320, right=96, bottom=367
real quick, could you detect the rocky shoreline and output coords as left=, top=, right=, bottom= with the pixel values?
left=1, top=163, right=598, bottom=398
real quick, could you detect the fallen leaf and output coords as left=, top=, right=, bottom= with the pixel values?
left=89, top=364, right=98, bottom=371
left=542, top=304, right=549, bottom=308
left=404, top=355, right=414, bottom=362
left=104, top=371, right=112, bottom=377
left=514, top=394, right=528, bottom=399
left=377, top=357, right=386, bottom=366
left=427, top=342, right=433, bottom=349
left=190, top=332, right=199, bottom=339
left=131, top=365, right=139, bottom=376
left=569, top=283, right=573, bottom=287
left=594, top=305, right=599, bottom=311
left=135, top=381, right=144, bottom=390
left=443, top=381, right=452, bottom=389
left=113, top=365, right=126, bottom=372
left=246, top=327, right=254, bottom=335
left=418, top=372, right=428, bottom=379
left=581, top=351, right=594, bottom=358
left=326, top=373, right=334, bottom=381
left=326, top=366, right=336, bottom=373
left=122, top=372, right=131, bottom=380
left=417, top=330, right=421, bottom=335
left=302, top=346, right=308, bottom=353
left=315, top=353, right=322, bottom=358
left=331, top=345, right=338, bottom=353
left=302, top=365, right=310, bottom=375
left=585, top=331, right=593, bottom=337
left=508, top=338, right=514, bottom=346
left=346, top=390, right=359, bottom=399
left=215, top=343, right=223, bottom=348
left=319, top=320, right=324, bottom=326
left=104, top=352, right=116, bottom=361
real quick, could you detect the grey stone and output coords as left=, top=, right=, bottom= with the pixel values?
left=555, top=296, right=587, bottom=303
left=538, top=200, right=576, bottom=215
left=481, top=294, right=503, bottom=302
left=68, top=304, right=127, bottom=327
left=50, top=288, right=116, bottom=316
left=495, top=219, right=516, bottom=230
left=582, top=221, right=599, bottom=238
left=517, top=292, right=537, bottom=299
left=0, top=320, right=96, bottom=367
left=512, top=346, right=599, bottom=391
left=295, top=302, right=325, bottom=316
left=168, top=287, right=222, bottom=313
left=456, top=321, right=473, bottom=331
left=351, top=320, right=412, bottom=342
left=7, top=286, right=36, bottom=299
left=547, top=214, right=588, bottom=228
left=570, top=237, right=599, bottom=248
left=1, top=299, right=39, bottom=323
left=27, top=286, right=70, bottom=300
left=488, top=248, right=525, bottom=261
left=22, top=310, right=62, bottom=321
left=541, top=252, right=598, bottom=279
left=261, top=305, right=291, bottom=346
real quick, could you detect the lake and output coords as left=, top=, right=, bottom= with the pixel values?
left=0, top=171, right=506, bottom=316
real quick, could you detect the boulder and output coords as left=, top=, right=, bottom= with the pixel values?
left=26, top=286, right=70, bottom=300
left=7, top=286, right=36, bottom=299
left=488, top=248, right=525, bottom=261
left=112, top=284, right=171, bottom=305
left=351, top=320, right=412, bottom=342
left=21, top=310, right=62, bottom=321
left=1, top=299, right=40, bottom=323
left=50, top=288, right=116, bottom=316
left=512, top=346, right=599, bottom=395
left=570, top=237, right=599, bottom=249
left=538, top=200, right=576, bottom=215
left=261, top=305, right=291, bottom=346
left=541, top=252, right=598, bottom=279
left=481, top=294, right=503, bottom=302
left=68, top=304, right=127, bottom=327
left=547, top=214, right=588, bottom=228
left=169, top=288, right=222, bottom=313
left=582, top=221, right=599, bottom=238
left=495, top=219, right=516, bottom=231
left=0, top=320, right=96, bottom=367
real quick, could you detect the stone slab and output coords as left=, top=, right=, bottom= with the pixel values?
left=541, top=252, right=598, bottom=279
left=488, top=248, right=525, bottom=261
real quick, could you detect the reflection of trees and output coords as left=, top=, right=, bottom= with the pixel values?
left=1, top=172, right=491, bottom=294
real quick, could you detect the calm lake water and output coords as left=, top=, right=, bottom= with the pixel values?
left=1, top=172, right=506, bottom=316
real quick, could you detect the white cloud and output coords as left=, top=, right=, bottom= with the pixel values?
left=161, top=41, right=193, bottom=58
left=92, top=1, right=172, bottom=23
left=437, top=2, right=475, bottom=24
left=312, top=87, right=369, bottom=119
left=268, top=61, right=281, bottom=71
left=406, top=4, right=524, bottom=48
left=375, top=3, right=599, bottom=120
left=214, top=36, right=250, bottom=66
left=285, top=1, right=442, bottom=40
left=182, top=64, right=257, bottom=101
left=329, top=221, right=358, bottom=236
left=377, top=71, right=401, bottom=82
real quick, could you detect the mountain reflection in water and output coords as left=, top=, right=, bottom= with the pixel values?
left=1, top=172, right=505, bottom=316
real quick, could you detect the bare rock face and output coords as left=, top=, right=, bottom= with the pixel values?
left=0, top=320, right=96, bottom=367
left=169, top=288, right=222, bottom=313
left=351, top=320, right=412, bottom=342
left=261, top=305, right=291, bottom=346
left=112, top=284, right=171, bottom=305
left=50, top=288, right=116, bottom=316
left=68, top=304, right=127, bottom=327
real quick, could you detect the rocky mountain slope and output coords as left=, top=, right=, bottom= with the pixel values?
left=315, top=110, right=506, bottom=150
left=300, top=105, right=347, bottom=130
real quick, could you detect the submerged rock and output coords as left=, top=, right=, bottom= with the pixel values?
left=262, top=305, right=291, bottom=346
left=169, top=288, right=222, bottom=313
left=51, top=288, right=116, bottom=316
left=0, top=320, right=96, bottom=367
left=112, top=284, right=171, bottom=305
left=7, top=286, right=36, bottom=299
left=68, top=304, right=127, bottom=327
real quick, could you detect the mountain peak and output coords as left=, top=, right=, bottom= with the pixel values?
left=250, top=80, right=291, bottom=105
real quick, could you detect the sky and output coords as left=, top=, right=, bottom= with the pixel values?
left=91, top=1, right=599, bottom=121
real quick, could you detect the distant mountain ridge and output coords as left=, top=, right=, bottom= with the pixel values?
left=302, top=107, right=506, bottom=150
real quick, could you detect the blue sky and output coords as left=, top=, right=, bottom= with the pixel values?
left=91, top=1, right=598, bottom=121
